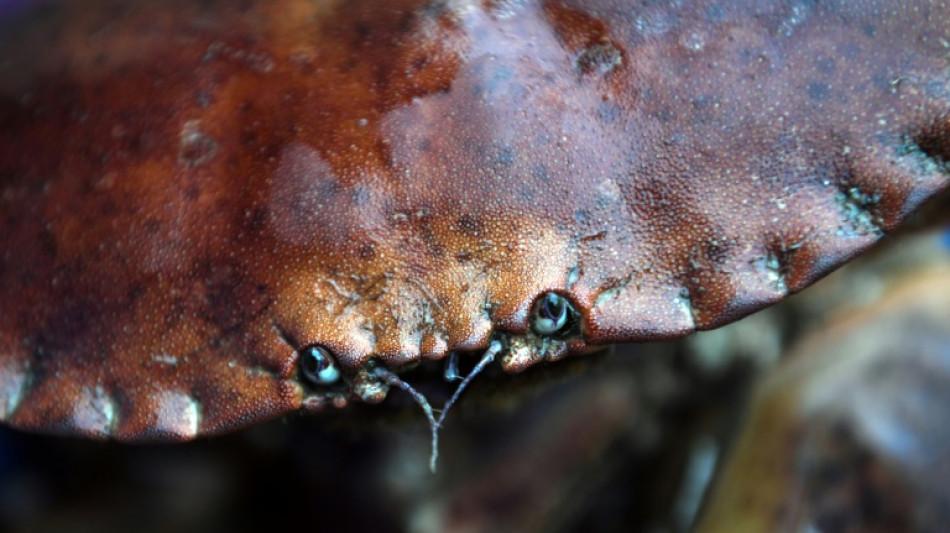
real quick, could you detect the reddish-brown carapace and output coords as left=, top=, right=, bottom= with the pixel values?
left=0, top=0, right=947, bottom=453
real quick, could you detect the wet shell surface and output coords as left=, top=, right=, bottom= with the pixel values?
left=0, top=0, right=948, bottom=440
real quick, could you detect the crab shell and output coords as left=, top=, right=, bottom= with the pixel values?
left=0, top=0, right=948, bottom=440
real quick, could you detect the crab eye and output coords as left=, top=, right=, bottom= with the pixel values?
left=532, top=292, right=572, bottom=336
left=300, top=346, right=341, bottom=386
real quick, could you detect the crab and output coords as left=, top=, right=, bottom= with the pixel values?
left=0, top=0, right=948, bottom=474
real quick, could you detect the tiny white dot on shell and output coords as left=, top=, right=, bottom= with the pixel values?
left=153, top=390, right=201, bottom=439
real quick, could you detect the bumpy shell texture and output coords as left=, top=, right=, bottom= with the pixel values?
left=0, top=0, right=948, bottom=440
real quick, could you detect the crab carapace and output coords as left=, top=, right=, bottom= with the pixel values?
left=0, top=0, right=948, bottom=452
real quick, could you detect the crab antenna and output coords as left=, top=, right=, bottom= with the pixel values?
left=436, top=340, right=502, bottom=428
left=371, top=340, right=502, bottom=474
left=372, top=366, right=442, bottom=473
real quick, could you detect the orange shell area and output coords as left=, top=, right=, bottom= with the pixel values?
left=0, top=0, right=948, bottom=439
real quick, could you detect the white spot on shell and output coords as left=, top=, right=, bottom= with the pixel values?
left=153, top=390, right=200, bottom=439
left=500, top=337, right=538, bottom=373
left=353, top=379, right=388, bottom=404
left=595, top=178, right=623, bottom=203
left=151, top=353, right=179, bottom=366
left=762, top=253, right=788, bottom=293
left=490, top=0, right=529, bottom=19
left=634, top=13, right=673, bottom=37
left=674, top=292, right=696, bottom=329
left=178, top=120, right=218, bottom=168
left=779, top=2, right=809, bottom=36
left=566, top=265, right=580, bottom=288
left=70, top=385, right=116, bottom=437
left=681, top=32, right=706, bottom=52
left=0, top=360, right=27, bottom=420
left=202, top=41, right=273, bottom=72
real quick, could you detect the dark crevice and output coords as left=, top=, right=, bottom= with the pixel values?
left=675, top=284, right=696, bottom=327
left=762, top=249, right=789, bottom=293
left=762, top=228, right=814, bottom=293
left=899, top=118, right=950, bottom=178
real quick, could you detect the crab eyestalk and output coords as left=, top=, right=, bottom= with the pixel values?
left=299, top=346, right=341, bottom=386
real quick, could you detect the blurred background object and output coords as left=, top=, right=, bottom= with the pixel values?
left=698, top=266, right=950, bottom=533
